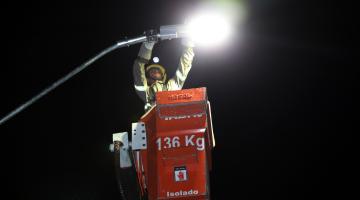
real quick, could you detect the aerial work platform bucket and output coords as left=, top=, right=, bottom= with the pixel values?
left=111, top=87, right=215, bottom=200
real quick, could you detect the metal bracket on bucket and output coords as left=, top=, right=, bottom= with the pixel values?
left=132, top=122, right=147, bottom=150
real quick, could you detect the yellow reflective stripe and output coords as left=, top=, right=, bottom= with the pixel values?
left=134, top=85, right=146, bottom=91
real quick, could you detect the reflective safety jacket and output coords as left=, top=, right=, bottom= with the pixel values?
left=133, top=44, right=195, bottom=111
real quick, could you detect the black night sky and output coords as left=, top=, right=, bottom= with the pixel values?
left=1, top=0, right=355, bottom=199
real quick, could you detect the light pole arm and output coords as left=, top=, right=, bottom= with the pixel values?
left=0, top=25, right=188, bottom=126
left=116, top=35, right=147, bottom=47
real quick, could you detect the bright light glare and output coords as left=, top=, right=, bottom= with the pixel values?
left=187, top=13, right=232, bottom=46
left=153, top=56, right=159, bottom=63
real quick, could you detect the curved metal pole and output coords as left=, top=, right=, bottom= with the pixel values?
left=0, top=23, right=190, bottom=126
left=0, top=35, right=147, bottom=126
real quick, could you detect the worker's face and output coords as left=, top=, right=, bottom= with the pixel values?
left=149, top=68, right=163, bottom=80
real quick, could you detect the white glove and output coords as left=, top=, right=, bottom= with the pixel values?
left=181, top=38, right=195, bottom=47
left=144, top=41, right=156, bottom=50
left=138, top=41, right=156, bottom=60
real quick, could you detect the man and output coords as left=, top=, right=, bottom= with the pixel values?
left=133, top=40, right=195, bottom=111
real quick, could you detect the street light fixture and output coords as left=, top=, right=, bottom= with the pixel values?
left=0, top=13, right=232, bottom=126
left=159, top=13, right=232, bottom=46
